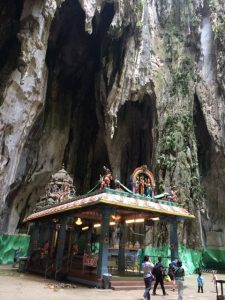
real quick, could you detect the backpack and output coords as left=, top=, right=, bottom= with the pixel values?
left=152, top=263, right=162, bottom=276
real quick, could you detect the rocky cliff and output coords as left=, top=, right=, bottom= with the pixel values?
left=0, top=0, right=224, bottom=250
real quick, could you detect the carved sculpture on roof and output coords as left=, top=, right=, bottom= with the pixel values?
left=35, top=165, right=76, bottom=211
left=169, top=185, right=177, bottom=202
left=131, top=165, right=155, bottom=197
left=99, top=166, right=113, bottom=189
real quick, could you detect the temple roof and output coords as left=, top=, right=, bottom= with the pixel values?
left=24, top=188, right=195, bottom=222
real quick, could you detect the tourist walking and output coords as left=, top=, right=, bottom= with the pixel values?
left=197, top=271, right=204, bottom=293
left=212, top=270, right=218, bottom=291
left=152, top=256, right=167, bottom=296
left=168, top=258, right=178, bottom=291
left=142, top=255, right=154, bottom=300
left=174, top=260, right=185, bottom=300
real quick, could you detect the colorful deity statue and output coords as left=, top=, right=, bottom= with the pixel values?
left=135, top=178, right=140, bottom=193
left=139, top=176, right=145, bottom=194
left=100, top=166, right=113, bottom=189
left=170, top=186, right=177, bottom=202
left=144, top=178, right=152, bottom=197
left=131, top=165, right=155, bottom=197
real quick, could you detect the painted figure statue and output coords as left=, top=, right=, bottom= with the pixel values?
left=100, top=166, right=113, bottom=189
left=145, top=178, right=152, bottom=197
left=139, top=176, right=145, bottom=194
left=131, top=165, right=155, bottom=197
left=170, top=186, right=177, bottom=202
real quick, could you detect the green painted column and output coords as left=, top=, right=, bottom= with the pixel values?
left=55, top=216, right=67, bottom=273
left=170, top=218, right=179, bottom=261
left=97, top=207, right=110, bottom=278
left=118, top=220, right=126, bottom=275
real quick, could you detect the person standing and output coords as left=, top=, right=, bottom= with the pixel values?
left=12, top=248, right=20, bottom=268
left=152, top=256, right=167, bottom=296
left=212, top=270, right=218, bottom=291
left=197, top=271, right=204, bottom=293
left=174, top=260, right=185, bottom=300
left=142, top=255, right=154, bottom=300
left=168, top=259, right=178, bottom=292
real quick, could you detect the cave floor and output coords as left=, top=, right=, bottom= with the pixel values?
left=0, top=265, right=224, bottom=300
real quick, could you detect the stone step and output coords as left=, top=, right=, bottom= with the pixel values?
left=111, top=280, right=143, bottom=286
left=112, top=285, right=144, bottom=290
left=111, top=280, right=174, bottom=291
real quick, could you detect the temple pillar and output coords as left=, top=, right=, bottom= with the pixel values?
left=55, top=216, right=67, bottom=273
left=44, top=221, right=52, bottom=243
left=118, top=220, right=126, bottom=275
left=97, top=206, right=110, bottom=278
left=28, top=222, right=39, bottom=254
left=170, top=218, right=179, bottom=261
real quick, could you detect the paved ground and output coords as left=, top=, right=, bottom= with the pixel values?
left=0, top=265, right=224, bottom=300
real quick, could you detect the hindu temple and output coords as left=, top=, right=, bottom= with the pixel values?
left=24, top=165, right=194, bottom=288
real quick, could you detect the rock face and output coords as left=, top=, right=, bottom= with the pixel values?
left=0, top=0, right=224, bottom=250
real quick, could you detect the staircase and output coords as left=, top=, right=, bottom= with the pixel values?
left=111, top=279, right=144, bottom=290
left=111, top=277, right=174, bottom=291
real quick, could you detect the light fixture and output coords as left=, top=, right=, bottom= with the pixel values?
left=151, top=217, right=160, bottom=221
left=125, top=218, right=145, bottom=224
left=126, top=219, right=135, bottom=224
left=135, top=218, right=145, bottom=223
left=75, top=217, right=82, bottom=225
left=82, top=226, right=89, bottom=231
left=111, top=214, right=121, bottom=222
left=93, top=223, right=101, bottom=228
left=110, top=222, right=116, bottom=226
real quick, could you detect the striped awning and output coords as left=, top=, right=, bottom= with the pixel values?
left=24, top=190, right=195, bottom=222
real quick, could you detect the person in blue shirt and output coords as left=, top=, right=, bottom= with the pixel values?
left=197, top=271, right=204, bottom=293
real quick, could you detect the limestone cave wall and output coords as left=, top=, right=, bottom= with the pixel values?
left=0, top=0, right=224, bottom=250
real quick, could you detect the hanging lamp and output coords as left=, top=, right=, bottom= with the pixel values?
left=75, top=217, right=82, bottom=225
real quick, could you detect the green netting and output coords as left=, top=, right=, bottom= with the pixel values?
left=201, top=248, right=225, bottom=270
left=144, top=245, right=202, bottom=275
left=1, top=233, right=224, bottom=272
left=178, top=245, right=202, bottom=274
left=0, top=234, right=30, bottom=264
left=144, top=246, right=170, bottom=264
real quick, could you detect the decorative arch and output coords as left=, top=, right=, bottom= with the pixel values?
left=131, top=165, right=155, bottom=196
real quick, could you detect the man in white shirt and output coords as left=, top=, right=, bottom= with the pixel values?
left=142, top=255, right=154, bottom=300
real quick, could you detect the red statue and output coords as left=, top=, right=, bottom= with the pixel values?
left=139, top=176, right=145, bottom=194
left=170, top=186, right=177, bottom=202
left=100, top=166, right=113, bottom=189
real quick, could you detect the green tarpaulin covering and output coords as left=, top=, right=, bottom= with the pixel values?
left=144, top=245, right=225, bottom=274
left=144, top=245, right=202, bottom=274
left=0, top=234, right=30, bottom=264
left=0, top=234, right=224, bottom=273
left=202, top=248, right=225, bottom=270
